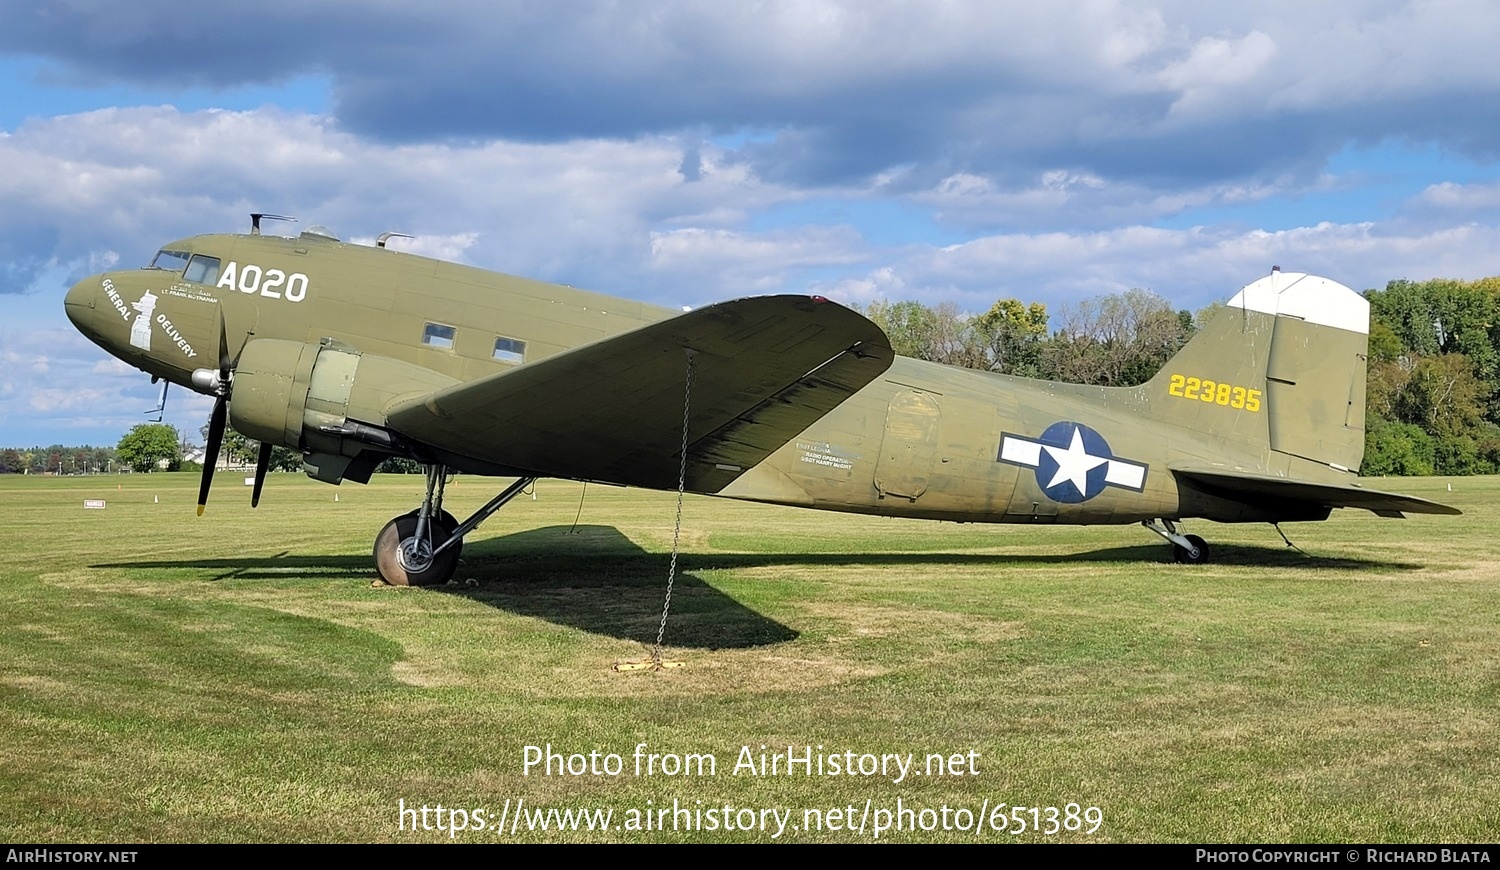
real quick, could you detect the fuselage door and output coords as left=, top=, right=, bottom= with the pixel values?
left=874, top=389, right=940, bottom=499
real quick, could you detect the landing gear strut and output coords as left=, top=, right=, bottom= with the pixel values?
left=1143, top=519, right=1209, bottom=564
left=373, top=468, right=537, bottom=586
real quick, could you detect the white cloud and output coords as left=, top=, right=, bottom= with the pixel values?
left=810, top=221, right=1500, bottom=314
left=1415, top=181, right=1500, bottom=215
left=649, top=225, right=869, bottom=297
left=1158, top=30, right=1279, bottom=118
left=0, top=107, right=819, bottom=301
left=6, top=3, right=1500, bottom=445
left=89, top=357, right=135, bottom=376
left=811, top=266, right=908, bottom=307
left=10, top=2, right=1500, bottom=186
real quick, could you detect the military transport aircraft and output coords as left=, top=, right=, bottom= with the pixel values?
left=64, top=216, right=1459, bottom=585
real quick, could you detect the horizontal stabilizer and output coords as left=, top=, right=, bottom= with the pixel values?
left=1171, top=466, right=1461, bottom=517
left=385, top=295, right=893, bottom=490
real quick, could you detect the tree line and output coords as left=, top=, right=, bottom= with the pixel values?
left=0, top=444, right=118, bottom=475
left=865, top=288, right=1197, bottom=386
left=1362, top=277, right=1500, bottom=475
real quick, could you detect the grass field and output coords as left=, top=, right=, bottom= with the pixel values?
left=1, top=471, right=1495, bottom=843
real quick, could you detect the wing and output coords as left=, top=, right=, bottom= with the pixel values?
left=385, top=295, right=893, bottom=491
left=1172, top=465, right=1462, bottom=518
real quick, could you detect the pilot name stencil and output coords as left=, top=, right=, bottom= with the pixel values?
left=797, top=440, right=856, bottom=470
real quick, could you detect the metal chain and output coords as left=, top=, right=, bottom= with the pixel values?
left=652, top=349, right=695, bottom=664
left=566, top=481, right=588, bottom=535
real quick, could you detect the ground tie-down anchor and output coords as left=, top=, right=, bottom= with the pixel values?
left=614, top=349, right=696, bottom=674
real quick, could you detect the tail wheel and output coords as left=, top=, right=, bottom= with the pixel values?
left=374, top=511, right=461, bottom=586
left=1173, top=534, right=1209, bottom=565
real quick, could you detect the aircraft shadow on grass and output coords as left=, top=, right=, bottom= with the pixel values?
left=91, top=525, right=794, bottom=649
left=91, top=524, right=1420, bottom=647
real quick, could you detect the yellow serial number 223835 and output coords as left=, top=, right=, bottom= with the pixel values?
left=1167, top=375, right=1262, bottom=411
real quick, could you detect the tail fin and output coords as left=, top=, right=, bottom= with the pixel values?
left=1146, top=270, right=1369, bottom=472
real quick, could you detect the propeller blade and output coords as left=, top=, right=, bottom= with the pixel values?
left=251, top=441, right=273, bottom=508
left=198, top=396, right=227, bottom=516
left=217, top=305, right=232, bottom=376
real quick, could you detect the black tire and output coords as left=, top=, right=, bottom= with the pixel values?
left=374, top=511, right=461, bottom=586
left=1173, top=534, right=1209, bottom=565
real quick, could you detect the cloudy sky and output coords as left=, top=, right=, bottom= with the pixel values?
left=4, top=0, right=1500, bottom=449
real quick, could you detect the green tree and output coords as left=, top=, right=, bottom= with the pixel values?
left=1362, top=416, right=1436, bottom=476
left=1367, top=322, right=1405, bottom=366
left=200, top=420, right=302, bottom=472
left=117, top=424, right=182, bottom=473
left=973, top=298, right=1048, bottom=376
left=1376, top=353, right=1495, bottom=475
left=864, top=299, right=941, bottom=359
left=91, top=446, right=116, bottom=473
left=1042, top=289, right=1192, bottom=386
left=1394, top=354, right=1488, bottom=437
left=1368, top=277, right=1500, bottom=413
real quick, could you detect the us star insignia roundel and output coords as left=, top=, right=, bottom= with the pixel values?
left=997, top=421, right=1148, bottom=503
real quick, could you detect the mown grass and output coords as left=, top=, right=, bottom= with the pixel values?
left=1, top=472, right=1495, bottom=842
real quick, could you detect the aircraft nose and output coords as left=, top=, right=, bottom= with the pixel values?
left=64, top=276, right=96, bottom=332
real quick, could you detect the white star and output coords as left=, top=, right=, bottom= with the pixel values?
left=1042, top=427, right=1108, bottom=494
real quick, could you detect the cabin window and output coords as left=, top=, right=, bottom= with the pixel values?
left=422, top=323, right=456, bottom=349
left=184, top=255, right=221, bottom=285
left=149, top=249, right=190, bottom=273
left=492, top=336, right=526, bottom=364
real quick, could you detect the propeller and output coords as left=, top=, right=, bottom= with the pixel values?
left=195, top=309, right=236, bottom=516
left=251, top=441, right=273, bottom=508
left=194, top=309, right=278, bottom=513
left=198, top=393, right=227, bottom=516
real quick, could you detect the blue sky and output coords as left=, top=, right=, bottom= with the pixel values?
left=5, top=1, right=1500, bottom=448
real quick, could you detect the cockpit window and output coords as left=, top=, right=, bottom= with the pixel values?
left=184, top=255, right=221, bottom=285
left=149, top=250, right=191, bottom=273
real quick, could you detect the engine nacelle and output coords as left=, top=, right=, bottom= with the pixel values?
left=229, top=338, right=457, bottom=483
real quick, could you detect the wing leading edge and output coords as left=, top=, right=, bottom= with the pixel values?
left=1172, top=465, right=1462, bottom=518
left=385, top=295, right=894, bottom=491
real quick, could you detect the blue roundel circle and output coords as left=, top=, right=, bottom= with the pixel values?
left=1034, top=421, right=1114, bottom=503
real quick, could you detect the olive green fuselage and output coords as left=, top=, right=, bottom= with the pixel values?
left=66, top=231, right=1363, bottom=527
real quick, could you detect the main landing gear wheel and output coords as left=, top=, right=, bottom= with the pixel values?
left=405, top=508, right=462, bottom=561
left=1173, top=534, right=1209, bottom=565
left=375, top=511, right=461, bottom=586
left=375, top=468, right=537, bottom=586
